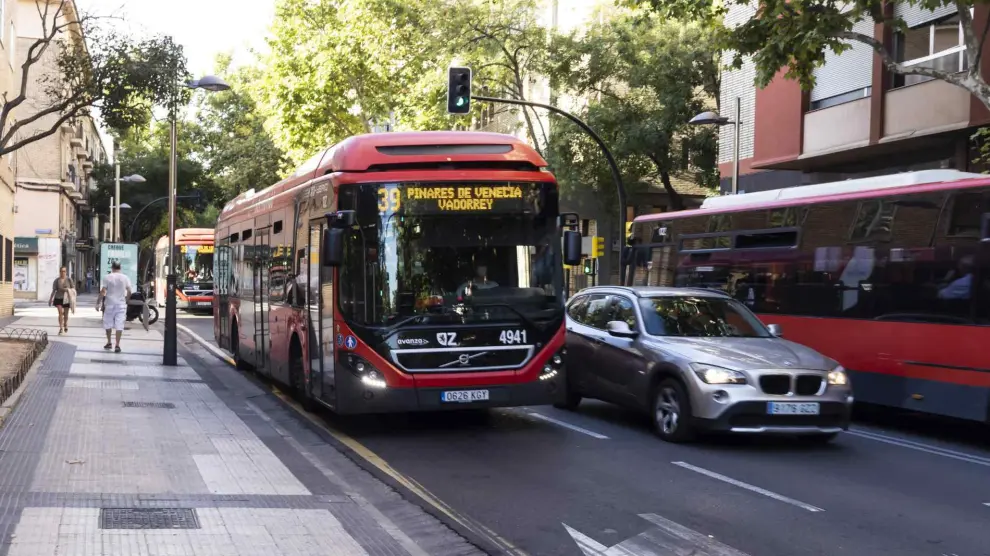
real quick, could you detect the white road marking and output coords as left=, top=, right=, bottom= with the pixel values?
left=672, top=461, right=824, bottom=513
left=564, top=513, right=752, bottom=556
left=848, top=428, right=990, bottom=468
left=526, top=412, right=609, bottom=439
left=983, top=503, right=990, bottom=508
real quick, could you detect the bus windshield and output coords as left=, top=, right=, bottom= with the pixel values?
left=338, top=183, right=562, bottom=327
left=178, top=244, right=214, bottom=286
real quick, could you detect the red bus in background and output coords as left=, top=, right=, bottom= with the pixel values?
left=630, top=170, right=990, bottom=424
left=212, top=131, right=581, bottom=414
left=154, top=228, right=215, bottom=310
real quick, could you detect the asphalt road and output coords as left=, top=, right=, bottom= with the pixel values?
left=176, top=313, right=990, bottom=556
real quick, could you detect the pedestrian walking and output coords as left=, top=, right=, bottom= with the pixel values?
left=48, top=267, right=74, bottom=335
left=98, top=261, right=132, bottom=353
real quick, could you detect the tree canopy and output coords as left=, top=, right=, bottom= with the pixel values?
left=2, top=0, right=189, bottom=156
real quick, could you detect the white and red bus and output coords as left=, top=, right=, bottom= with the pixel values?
left=212, top=131, right=581, bottom=414
left=629, top=170, right=990, bottom=423
left=154, top=228, right=215, bottom=310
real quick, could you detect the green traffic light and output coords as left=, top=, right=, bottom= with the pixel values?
left=456, top=97, right=466, bottom=107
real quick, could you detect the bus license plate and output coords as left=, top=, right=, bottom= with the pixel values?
left=441, top=390, right=490, bottom=403
left=767, top=402, right=819, bottom=415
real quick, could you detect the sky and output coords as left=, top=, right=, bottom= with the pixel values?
left=74, top=0, right=277, bottom=154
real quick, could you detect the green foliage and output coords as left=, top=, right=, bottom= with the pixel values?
left=1, top=1, right=190, bottom=155
left=191, top=54, right=290, bottom=199
left=629, top=0, right=989, bottom=104
left=546, top=11, right=720, bottom=210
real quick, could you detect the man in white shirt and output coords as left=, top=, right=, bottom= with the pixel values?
left=98, top=261, right=132, bottom=353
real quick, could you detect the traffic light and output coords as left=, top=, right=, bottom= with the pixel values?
left=447, top=67, right=472, bottom=114
left=582, top=258, right=595, bottom=275
left=591, top=236, right=605, bottom=258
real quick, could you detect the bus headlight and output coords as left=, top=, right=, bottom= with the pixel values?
left=346, top=355, right=387, bottom=389
left=540, top=349, right=565, bottom=381
left=827, top=366, right=848, bottom=386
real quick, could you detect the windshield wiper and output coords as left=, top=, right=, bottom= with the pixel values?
left=378, top=307, right=459, bottom=341
left=464, top=302, right=545, bottom=330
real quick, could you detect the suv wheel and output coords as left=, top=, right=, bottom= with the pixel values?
left=652, top=378, right=695, bottom=443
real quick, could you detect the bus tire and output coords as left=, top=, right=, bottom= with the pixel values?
left=290, top=338, right=314, bottom=412
left=231, top=324, right=252, bottom=371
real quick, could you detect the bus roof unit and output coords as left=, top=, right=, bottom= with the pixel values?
left=701, top=170, right=985, bottom=211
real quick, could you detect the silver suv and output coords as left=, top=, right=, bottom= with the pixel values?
left=561, top=286, right=854, bottom=443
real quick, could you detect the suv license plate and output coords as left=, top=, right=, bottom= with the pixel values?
left=441, top=390, right=490, bottom=403
left=767, top=402, right=820, bottom=415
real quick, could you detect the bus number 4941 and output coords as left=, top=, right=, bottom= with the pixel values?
left=499, top=330, right=527, bottom=344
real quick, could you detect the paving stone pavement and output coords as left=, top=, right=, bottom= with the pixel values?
left=0, top=301, right=485, bottom=556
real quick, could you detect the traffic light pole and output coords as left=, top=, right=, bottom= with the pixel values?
left=473, top=95, right=628, bottom=285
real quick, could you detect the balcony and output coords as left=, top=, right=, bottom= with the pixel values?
left=70, top=135, right=84, bottom=148
left=882, top=78, right=970, bottom=140
left=802, top=97, right=871, bottom=156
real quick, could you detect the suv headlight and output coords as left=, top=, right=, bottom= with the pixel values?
left=690, top=363, right=747, bottom=385
left=827, top=366, right=848, bottom=386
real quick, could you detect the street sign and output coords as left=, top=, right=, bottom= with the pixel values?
left=99, top=243, right=139, bottom=286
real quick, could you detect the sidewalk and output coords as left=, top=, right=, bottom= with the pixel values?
left=0, top=301, right=483, bottom=555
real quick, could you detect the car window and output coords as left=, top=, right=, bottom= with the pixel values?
left=583, top=294, right=613, bottom=329
left=567, top=295, right=589, bottom=322
left=610, top=296, right=638, bottom=329
left=638, top=296, right=770, bottom=337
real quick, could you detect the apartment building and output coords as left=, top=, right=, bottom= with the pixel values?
left=11, top=0, right=107, bottom=301
left=0, top=0, right=19, bottom=317
left=719, top=2, right=990, bottom=194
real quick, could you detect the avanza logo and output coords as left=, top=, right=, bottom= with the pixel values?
left=397, top=338, right=429, bottom=347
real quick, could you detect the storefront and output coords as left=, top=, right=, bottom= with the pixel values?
left=13, top=236, right=62, bottom=301
left=12, top=237, right=37, bottom=300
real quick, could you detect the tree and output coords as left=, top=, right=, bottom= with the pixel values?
left=632, top=1, right=990, bottom=111
left=256, top=0, right=452, bottom=163
left=546, top=12, right=720, bottom=210
left=89, top=122, right=221, bottom=247
left=2, top=0, right=188, bottom=156
left=192, top=54, right=290, bottom=198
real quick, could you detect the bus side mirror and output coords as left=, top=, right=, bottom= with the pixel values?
left=321, top=228, right=344, bottom=267
left=563, top=230, right=582, bottom=266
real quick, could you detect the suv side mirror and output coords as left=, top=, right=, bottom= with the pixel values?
left=606, top=320, right=638, bottom=338
left=563, top=230, right=581, bottom=266
left=767, top=323, right=783, bottom=337
left=321, top=228, right=344, bottom=267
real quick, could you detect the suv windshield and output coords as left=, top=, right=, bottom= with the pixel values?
left=639, top=296, right=770, bottom=337
left=338, top=182, right=562, bottom=327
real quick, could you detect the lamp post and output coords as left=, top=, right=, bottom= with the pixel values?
left=114, top=170, right=146, bottom=241
left=689, top=96, right=742, bottom=195
left=163, top=75, right=230, bottom=367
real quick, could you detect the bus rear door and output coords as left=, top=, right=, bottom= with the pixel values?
left=216, top=240, right=232, bottom=350
left=254, top=228, right=271, bottom=372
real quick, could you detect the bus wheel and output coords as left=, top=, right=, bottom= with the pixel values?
left=231, top=324, right=252, bottom=371
left=290, top=340, right=314, bottom=412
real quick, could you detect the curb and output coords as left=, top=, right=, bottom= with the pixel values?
left=0, top=343, right=49, bottom=428
left=176, top=324, right=235, bottom=366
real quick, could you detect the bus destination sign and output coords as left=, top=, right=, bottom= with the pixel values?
left=378, top=184, right=536, bottom=214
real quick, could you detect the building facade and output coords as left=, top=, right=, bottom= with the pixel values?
left=719, top=2, right=990, bottom=194
left=11, top=0, right=107, bottom=301
left=0, top=0, right=20, bottom=317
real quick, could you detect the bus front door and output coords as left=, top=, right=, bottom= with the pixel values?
left=307, top=221, right=335, bottom=407
left=254, top=229, right=271, bottom=373
left=216, top=243, right=232, bottom=350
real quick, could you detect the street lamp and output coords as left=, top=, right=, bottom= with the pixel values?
left=113, top=171, right=146, bottom=241
left=163, top=74, right=230, bottom=367
left=690, top=96, right=741, bottom=195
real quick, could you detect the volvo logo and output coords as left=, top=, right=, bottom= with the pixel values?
left=440, top=351, right=489, bottom=368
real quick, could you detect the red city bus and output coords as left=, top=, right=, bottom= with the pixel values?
left=629, top=170, right=990, bottom=423
left=213, top=131, right=581, bottom=414
left=154, top=229, right=215, bottom=310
